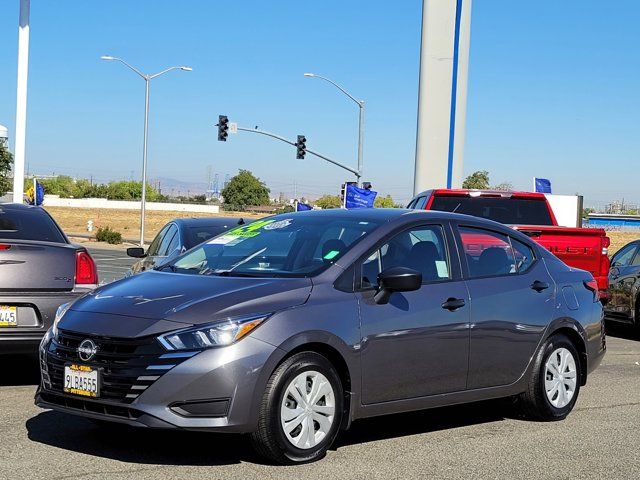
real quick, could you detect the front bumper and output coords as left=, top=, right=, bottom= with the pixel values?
left=36, top=335, right=281, bottom=433
left=0, top=291, right=88, bottom=355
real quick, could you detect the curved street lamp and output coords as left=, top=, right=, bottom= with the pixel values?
left=101, top=55, right=192, bottom=246
left=304, top=73, right=365, bottom=180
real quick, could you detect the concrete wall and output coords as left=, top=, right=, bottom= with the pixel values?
left=42, top=195, right=220, bottom=214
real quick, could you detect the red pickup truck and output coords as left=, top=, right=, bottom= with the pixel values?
left=408, top=189, right=610, bottom=297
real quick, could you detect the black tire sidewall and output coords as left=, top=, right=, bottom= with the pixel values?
left=268, top=354, right=343, bottom=463
left=537, top=335, right=581, bottom=419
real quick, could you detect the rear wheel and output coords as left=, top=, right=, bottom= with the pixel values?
left=250, top=352, right=343, bottom=464
left=519, top=334, right=581, bottom=421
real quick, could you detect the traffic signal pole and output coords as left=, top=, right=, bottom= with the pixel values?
left=234, top=126, right=361, bottom=181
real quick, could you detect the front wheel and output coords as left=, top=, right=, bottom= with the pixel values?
left=519, top=334, right=581, bottom=421
left=250, top=352, right=343, bottom=464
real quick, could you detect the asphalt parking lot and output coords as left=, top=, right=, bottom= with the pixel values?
left=0, top=324, right=638, bottom=480
left=86, top=246, right=137, bottom=284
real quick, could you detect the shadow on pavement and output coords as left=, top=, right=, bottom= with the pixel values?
left=27, top=399, right=514, bottom=466
left=605, top=320, right=639, bottom=342
left=26, top=411, right=254, bottom=466
left=0, top=354, right=40, bottom=386
left=336, top=399, right=512, bottom=448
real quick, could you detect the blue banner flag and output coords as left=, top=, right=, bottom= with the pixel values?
left=26, top=180, right=45, bottom=206
left=534, top=178, right=552, bottom=194
left=345, top=184, right=377, bottom=209
left=296, top=202, right=312, bottom=211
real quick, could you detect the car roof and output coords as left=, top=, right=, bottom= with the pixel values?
left=171, top=217, right=248, bottom=228
left=267, top=208, right=484, bottom=223
left=0, top=203, right=46, bottom=212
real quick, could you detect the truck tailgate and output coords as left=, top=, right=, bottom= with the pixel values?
left=513, top=225, right=610, bottom=290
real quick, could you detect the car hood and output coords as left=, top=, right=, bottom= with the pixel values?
left=69, top=270, right=313, bottom=325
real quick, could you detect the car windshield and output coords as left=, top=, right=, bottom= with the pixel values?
left=167, top=215, right=382, bottom=277
left=184, top=225, right=233, bottom=249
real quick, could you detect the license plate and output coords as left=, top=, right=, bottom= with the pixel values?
left=63, top=364, right=100, bottom=398
left=0, top=306, right=17, bottom=327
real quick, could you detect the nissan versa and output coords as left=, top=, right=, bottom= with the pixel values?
left=36, top=209, right=606, bottom=464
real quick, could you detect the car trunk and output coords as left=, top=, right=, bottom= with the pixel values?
left=0, top=240, right=77, bottom=292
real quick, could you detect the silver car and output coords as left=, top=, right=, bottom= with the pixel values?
left=36, top=209, right=605, bottom=464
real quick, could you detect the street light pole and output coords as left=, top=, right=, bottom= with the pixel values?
left=101, top=56, right=192, bottom=246
left=304, top=73, right=365, bottom=181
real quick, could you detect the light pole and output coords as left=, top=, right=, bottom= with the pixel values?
left=101, top=55, right=192, bottom=246
left=304, top=73, right=365, bottom=181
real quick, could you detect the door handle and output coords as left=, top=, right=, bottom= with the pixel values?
left=531, top=280, right=550, bottom=292
left=441, top=298, right=466, bottom=311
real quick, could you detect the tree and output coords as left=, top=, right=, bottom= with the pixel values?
left=462, top=170, right=490, bottom=189
left=221, top=170, right=270, bottom=207
left=491, top=181, right=513, bottom=191
left=314, top=195, right=342, bottom=209
left=374, top=194, right=399, bottom=208
left=0, top=146, right=12, bottom=197
left=106, top=180, right=161, bottom=201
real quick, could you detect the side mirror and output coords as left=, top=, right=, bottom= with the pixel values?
left=126, top=247, right=146, bottom=258
left=374, top=267, right=422, bottom=304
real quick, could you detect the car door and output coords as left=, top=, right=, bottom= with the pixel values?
left=455, top=224, right=556, bottom=389
left=357, top=223, right=470, bottom=405
left=606, top=242, right=640, bottom=319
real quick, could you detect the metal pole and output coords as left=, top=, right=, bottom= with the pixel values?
left=13, top=0, right=30, bottom=204
left=236, top=126, right=360, bottom=179
left=140, top=78, right=150, bottom=247
left=357, top=101, right=365, bottom=179
left=304, top=73, right=364, bottom=180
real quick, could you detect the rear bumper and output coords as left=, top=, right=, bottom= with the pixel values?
left=0, top=291, right=88, bottom=355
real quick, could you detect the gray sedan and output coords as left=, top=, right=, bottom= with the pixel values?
left=36, top=209, right=605, bottom=464
left=126, top=217, right=248, bottom=275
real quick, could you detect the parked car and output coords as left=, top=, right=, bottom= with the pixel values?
left=408, top=189, right=611, bottom=298
left=0, top=203, right=98, bottom=355
left=36, top=209, right=605, bottom=464
left=126, top=217, right=248, bottom=274
left=604, top=240, right=640, bottom=331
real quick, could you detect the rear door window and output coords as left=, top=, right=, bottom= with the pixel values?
left=458, top=226, right=516, bottom=278
left=0, top=207, right=65, bottom=243
left=510, top=237, right=536, bottom=273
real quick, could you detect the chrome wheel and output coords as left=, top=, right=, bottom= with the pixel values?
left=280, top=370, right=335, bottom=450
left=544, top=347, right=577, bottom=408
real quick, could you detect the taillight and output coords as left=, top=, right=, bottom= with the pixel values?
left=583, top=279, right=599, bottom=302
left=75, top=251, right=98, bottom=285
left=0, top=244, right=11, bottom=250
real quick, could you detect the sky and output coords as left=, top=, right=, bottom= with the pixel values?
left=0, top=0, right=639, bottom=208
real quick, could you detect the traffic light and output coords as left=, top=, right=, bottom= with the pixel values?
left=296, top=135, right=307, bottom=159
left=217, top=115, right=229, bottom=141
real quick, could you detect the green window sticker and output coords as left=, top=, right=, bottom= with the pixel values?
left=323, top=250, right=340, bottom=260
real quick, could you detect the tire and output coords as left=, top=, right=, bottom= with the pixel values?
left=250, top=352, right=344, bottom=464
left=519, top=333, right=581, bottom=421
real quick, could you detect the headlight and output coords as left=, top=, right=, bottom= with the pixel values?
left=157, top=314, right=270, bottom=351
left=52, top=302, right=72, bottom=337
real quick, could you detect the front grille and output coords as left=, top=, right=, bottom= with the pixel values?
left=44, top=329, right=194, bottom=404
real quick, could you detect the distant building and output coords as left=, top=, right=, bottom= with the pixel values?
left=588, top=213, right=640, bottom=230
